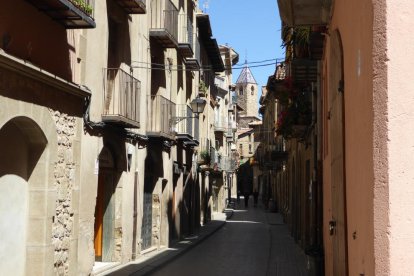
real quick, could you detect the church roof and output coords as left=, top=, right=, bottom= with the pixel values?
left=236, top=65, right=257, bottom=84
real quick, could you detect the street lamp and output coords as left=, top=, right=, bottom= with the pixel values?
left=170, top=97, right=207, bottom=126
left=190, top=97, right=207, bottom=115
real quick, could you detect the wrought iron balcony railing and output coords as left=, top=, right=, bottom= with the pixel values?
left=178, top=14, right=194, bottom=57
left=150, top=0, right=178, bottom=48
left=102, top=68, right=141, bottom=128
left=184, top=37, right=200, bottom=70
left=146, top=95, right=176, bottom=139
left=214, top=118, right=228, bottom=132
left=174, top=104, right=193, bottom=141
left=220, top=156, right=237, bottom=172
left=215, top=76, right=227, bottom=94
left=25, top=0, right=96, bottom=28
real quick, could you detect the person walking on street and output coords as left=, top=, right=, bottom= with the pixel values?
left=253, top=189, right=259, bottom=207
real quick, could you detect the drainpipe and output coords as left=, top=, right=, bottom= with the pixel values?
left=83, top=95, right=149, bottom=145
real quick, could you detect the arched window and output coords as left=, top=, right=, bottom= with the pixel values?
left=251, top=86, right=254, bottom=95
left=239, top=87, right=243, bottom=95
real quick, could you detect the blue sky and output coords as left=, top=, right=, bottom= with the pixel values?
left=199, top=0, right=284, bottom=90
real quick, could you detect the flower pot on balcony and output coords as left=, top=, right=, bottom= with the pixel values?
left=198, top=150, right=211, bottom=165
left=198, top=80, right=208, bottom=97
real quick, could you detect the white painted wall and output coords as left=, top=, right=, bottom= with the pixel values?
left=0, top=175, right=28, bottom=276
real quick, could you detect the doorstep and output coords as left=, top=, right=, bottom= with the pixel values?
left=92, top=261, right=120, bottom=275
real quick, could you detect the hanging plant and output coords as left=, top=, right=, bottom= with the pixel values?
left=281, top=26, right=311, bottom=59
left=276, top=90, right=312, bottom=139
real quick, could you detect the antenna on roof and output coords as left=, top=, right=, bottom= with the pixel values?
left=203, top=0, right=210, bottom=13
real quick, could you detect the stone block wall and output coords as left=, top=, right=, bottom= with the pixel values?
left=49, top=110, right=80, bottom=276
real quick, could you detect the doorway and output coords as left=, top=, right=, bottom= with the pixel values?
left=94, top=147, right=116, bottom=262
left=329, top=30, right=348, bottom=276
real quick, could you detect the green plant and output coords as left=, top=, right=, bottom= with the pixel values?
left=200, top=150, right=211, bottom=164
left=71, top=0, right=93, bottom=16
left=281, top=26, right=311, bottom=59
left=199, top=80, right=207, bottom=93
left=276, top=90, right=312, bottom=139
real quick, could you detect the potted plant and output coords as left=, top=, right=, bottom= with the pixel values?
left=71, top=0, right=93, bottom=16
left=276, top=90, right=312, bottom=139
left=282, top=25, right=311, bottom=59
left=198, top=80, right=208, bottom=97
left=198, top=150, right=211, bottom=165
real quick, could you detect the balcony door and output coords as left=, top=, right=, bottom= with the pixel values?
left=329, top=30, right=348, bottom=276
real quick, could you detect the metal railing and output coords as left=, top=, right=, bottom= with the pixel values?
left=210, top=147, right=217, bottom=165
left=199, top=138, right=210, bottom=152
left=215, top=76, right=227, bottom=91
left=146, top=95, right=176, bottom=136
left=103, top=68, right=140, bottom=124
left=214, top=117, right=228, bottom=132
left=226, top=126, right=234, bottom=137
left=194, top=116, right=199, bottom=141
left=231, top=92, right=238, bottom=105
left=220, top=156, right=237, bottom=172
left=150, top=0, right=178, bottom=40
left=194, top=38, right=201, bottom=61
left=179, top=14, right=193, bottom=46
left=174, top=104, right=193, bottom=136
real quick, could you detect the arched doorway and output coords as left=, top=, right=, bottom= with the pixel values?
left=329, top=30, right=348, bottom=276
left=0, top=116, right=49, bottom=275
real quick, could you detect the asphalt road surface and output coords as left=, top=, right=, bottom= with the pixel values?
left=150, top=200, right=308, bottom=276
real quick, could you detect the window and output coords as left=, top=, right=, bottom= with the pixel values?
left=239, top=143, right=243, bottom=154
left=249, top=144, right=252, bottom=153
left=251, top=86, right=254, bottom=95
left=239, top=88, right=243, bottom=95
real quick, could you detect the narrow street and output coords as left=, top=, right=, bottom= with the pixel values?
left=150, top=198, right=308, bottom=276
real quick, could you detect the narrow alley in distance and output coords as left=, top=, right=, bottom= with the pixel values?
left=150, top=198, right=308, bottom=276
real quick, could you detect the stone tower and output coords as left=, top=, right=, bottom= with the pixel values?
left=235, top=64, right=258, bottom=117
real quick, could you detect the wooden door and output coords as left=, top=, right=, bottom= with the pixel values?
left=329, top=31, right=348, bottom=276
left=94, top=169, right=115, bottom=261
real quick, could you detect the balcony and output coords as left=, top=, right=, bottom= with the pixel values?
left=191, top=116, right=200, bottom=146
left=215, top=76, right=227, bottom=96
left=173, top=104, right=193, bottom=142
left=178, top=14, right=194, bottom=58
left=149, top=0, right=178, bottom=48
left=220, top=156, right=237, bottom=172
left=102, top=68, right=141, bottom=128
left=225, top=128, right=234, bottom=141
left=198, top=138, right=211, bottom=166
left=270, top=150, right=288, bottom=162
left=25, top=0, right=96, bottom=28
left=277, top=0, right=332, bottom=26
left=214, top=118, right=227, bottom=133
left=115, top=0, right=146, bottom=14
left=146, top=95, right=176, bottom=139
left=228, top=93, right=237, bottom=112
left=184, top=38, right=200, bottom=70
left=291, top=59, right=318, bottom=86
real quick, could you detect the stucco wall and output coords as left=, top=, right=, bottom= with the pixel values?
left=323, top=0, right=375, bottom=275
left=387, top=1, right=414, bottom=274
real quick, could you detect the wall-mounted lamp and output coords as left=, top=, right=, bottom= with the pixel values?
left=170, top=97, right=207, bottom=125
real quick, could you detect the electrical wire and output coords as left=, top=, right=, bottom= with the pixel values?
left=129, top=58, right=285, bottom=72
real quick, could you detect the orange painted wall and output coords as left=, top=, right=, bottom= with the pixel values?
left=323, top=0, right=375, bottom=275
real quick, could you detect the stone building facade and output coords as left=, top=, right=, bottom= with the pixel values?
left=0, top=0, right=230, bottom=275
